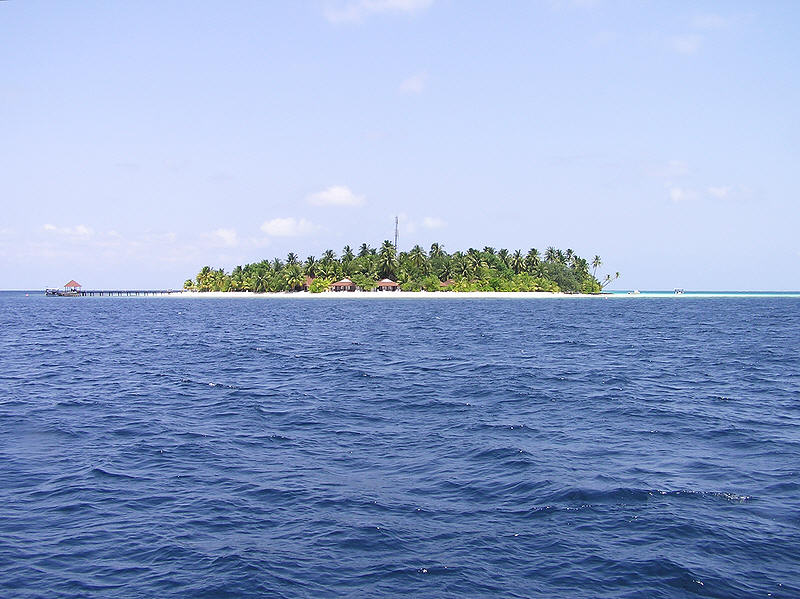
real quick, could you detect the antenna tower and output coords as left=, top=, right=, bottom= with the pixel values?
left=394, top=216, right=399, bottom=250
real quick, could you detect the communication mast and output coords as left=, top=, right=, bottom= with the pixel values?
left=394, top=215, right=399, bottom=250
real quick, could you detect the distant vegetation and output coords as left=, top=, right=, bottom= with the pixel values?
left=186, top=242, right=619, bottom=293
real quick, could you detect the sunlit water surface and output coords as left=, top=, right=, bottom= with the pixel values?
left=1, top=292, right=799, bottom=598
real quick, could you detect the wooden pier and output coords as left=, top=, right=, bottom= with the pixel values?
left=46, top=288, right=177, bottom=297
left=45, top=280, right=177, bottom=297
left=78, top=289, right=177, bottom=296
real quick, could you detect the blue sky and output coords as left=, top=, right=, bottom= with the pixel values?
left=2, top=0, right=798, bottom=290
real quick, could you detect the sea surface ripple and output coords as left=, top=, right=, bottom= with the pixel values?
left=1, top=293, right=799, bottom=598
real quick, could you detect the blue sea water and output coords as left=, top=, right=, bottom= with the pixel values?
left=1, top=292, right=799, bottom=598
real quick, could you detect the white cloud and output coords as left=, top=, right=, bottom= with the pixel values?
left=670, top=34, right=702, bottom=55
left=260, top=217, right=318, bottom=237
left=211, top=228, right=239, bottom=247
left=394, top=212, right=417, bottom=235
left=707, top=186, right=733, bottom=199
left=422, top=216, right=446, bottom=229
left=307, top=185, right=365, bottom=207
left=325, top=0, right=433, bottom=24
left=669, top=187, right=698, bottom=203
left=42, top=224, right=94, bottom=237
left=400, top=72, right=427, bottom=95
left=669, top=185, right=742, bottom=203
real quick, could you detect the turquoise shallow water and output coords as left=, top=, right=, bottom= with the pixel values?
left=1, top=291, right=799, bottom=598
left=609, top=290, right=800, bottom=298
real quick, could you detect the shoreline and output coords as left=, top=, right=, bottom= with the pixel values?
left=12, top=290, right=799, bottom=299
left=172, top=290, right=603, bottom=299
left=167, top=291, right=800, bottom=299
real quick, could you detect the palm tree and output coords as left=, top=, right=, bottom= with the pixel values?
left=545, top=246, right=558, bottom=263
left=320, top=261, right=338, bottom=280
left=378, top=240, right=397, bottom=279
left=286, top=252, right=299, bottom=266
left=303, top=256, right=318, bottom=277
left=358, top=243, right=371, bottom=258
left=429, top=242, right=445, bottom=259
left=253, top=270, right=266, bottom=292
left=342, top=245, right=355, bottom=263
left=600, top=272, right=620, bottom=289
left=525, top=248, right=540, bottom=273
left=466, top=248, right=486, bottom=277
left=408, top=244, right=428, bottom=273
left=284, top=264, right=304, bottom=290
left=322, top=249, right=336, bottom=264
left=452, top=254, right=470, bottom=279
left=436, top=260, right=453, bottom=281
left=210, top=268, right=227, bottom=291
left=497, top=248, right=510, bottom=268
left=592, top=255, right=602, bottom=278
left=510, top=250, right=525, bottom=274
left=196, top=265, right=212, bottom=290
left=231, top=265, right=244, bottom=290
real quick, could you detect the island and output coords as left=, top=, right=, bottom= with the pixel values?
left=185, top=242, right=619, bottom=294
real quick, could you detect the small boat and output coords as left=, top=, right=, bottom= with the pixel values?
left=674, top=288, right=685, bottom=295
left=46, top=280, right=82, bottom=297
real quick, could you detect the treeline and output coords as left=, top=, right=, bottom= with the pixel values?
left=187, top=242, right=618, bottom=293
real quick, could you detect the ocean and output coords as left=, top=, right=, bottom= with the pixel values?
left=1, top=292, right=799, bottom=598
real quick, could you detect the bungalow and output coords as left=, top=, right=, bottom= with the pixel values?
left=302, top=275, right=314, bottom=291
left=440, top=279, right=455, bottom=289
left=330, top=277, right=357, bottom=292
left=376, top=278, right=398, bottom=292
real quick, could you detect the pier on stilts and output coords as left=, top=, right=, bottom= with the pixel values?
left=45, top=280, right=177, bottom=297
left=46, top=288, right=177, bottom=297
left=81, top=289, right=176, bottom=296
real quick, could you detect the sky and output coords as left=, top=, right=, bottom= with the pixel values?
left=1, top=0, right=799, bottom=290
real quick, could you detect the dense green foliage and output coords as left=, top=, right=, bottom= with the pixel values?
left=187, top=242, right=617, bottom=293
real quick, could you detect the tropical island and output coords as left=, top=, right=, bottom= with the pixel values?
left=186, top=242, right=618, bottom=294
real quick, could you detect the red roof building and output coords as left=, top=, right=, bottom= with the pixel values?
left=330, top=278, right=357, bottom=292
left=376, top=278, right=399, bottom=291
left=64, top=280, right=82, bottom=289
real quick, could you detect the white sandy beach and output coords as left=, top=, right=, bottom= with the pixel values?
left=172, top=290, right=607, bottom=299
left=166, top=291, right=800, bottom=299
